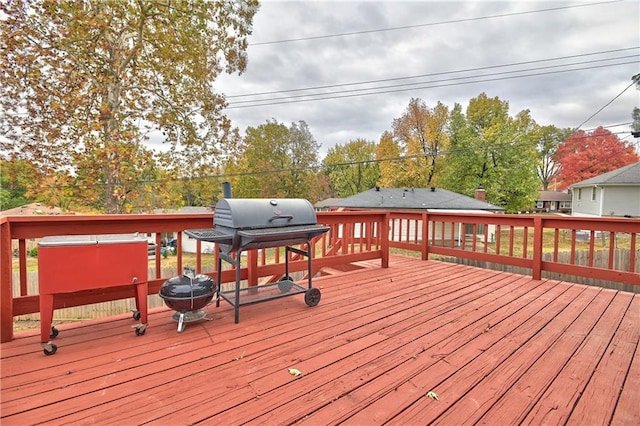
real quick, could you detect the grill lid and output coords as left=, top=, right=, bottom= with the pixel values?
left=185, top=198, right=329, bottom=252
left=214, top=198, right=317, bottom=229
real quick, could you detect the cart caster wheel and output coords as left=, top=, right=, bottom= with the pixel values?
left=132, top=323, right=147, bottom=336
left=50, top=326, right=59, bottom=339
left=132, top=310, right=141, bottom=321
left=42, top=343, right=57, bottom=356
left=305, top=288, right=321, bottom=307
left=278, top=277, right=294, bottom=293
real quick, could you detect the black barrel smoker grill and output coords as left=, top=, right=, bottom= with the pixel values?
left=185, top=198, right=330, bottom=323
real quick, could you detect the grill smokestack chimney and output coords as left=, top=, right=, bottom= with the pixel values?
left=475, top=188, right=486, bottom=202
left=222, top=182, right=232, bottom=198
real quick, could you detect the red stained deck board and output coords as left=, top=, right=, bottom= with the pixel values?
left=1, top=257, right=638, bottom=425
left=569, top=295, right=640, bottom=425
left=433, top=285, right=614, bottom=425
left=4, top=259, right=466, bottom=422
left=299, top=277, right=568, bottom=425
left=342, top=281, right=588, bottom=425
left=523, top=291, right=636, bottom=425
left=387, top=283, right=597, bottom=425
left=95, top=263, right=504, bottom=424
left=206, top=274, right=534, bottom=425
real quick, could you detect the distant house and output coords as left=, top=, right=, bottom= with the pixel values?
left=534, top=190, right=572, bottom=213
left=320, top=187, right=503, bottom=245
left=0, top=203, right=72, bottom=216
left=1, top=203, right=76, bottom=254
left=569, top=162, right=640, bottom=218
left=314, top=198, right=342, bottom=211
left=325, top=187, right=503, bottom=212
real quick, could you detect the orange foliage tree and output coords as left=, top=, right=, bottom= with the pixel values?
left=555, top=127, right=639, bottom=189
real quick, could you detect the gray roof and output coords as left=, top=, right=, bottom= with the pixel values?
left=570, top=162, right=640, bottom=188
left=327, top=187, right=504, bottom=211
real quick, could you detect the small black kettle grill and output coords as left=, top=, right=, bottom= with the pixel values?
left=159, top=267, right=217, bottom=333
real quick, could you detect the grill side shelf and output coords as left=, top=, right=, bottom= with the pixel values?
left=184, top=228, right=233, bottom=244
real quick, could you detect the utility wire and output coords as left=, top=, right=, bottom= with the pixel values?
left=574, top=80, right=638, bottom=129
left=227, top=56, right=639, bottom=105
left=226, top=60, right=639, bottom=109
left=226, top=47, right=639, bottom=98
left=250, top=1, right=621, bottom=46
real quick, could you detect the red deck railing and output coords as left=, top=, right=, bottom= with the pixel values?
left=1, top=210, right=638, bottom=343
left=387, top=211, right=639, bottom=285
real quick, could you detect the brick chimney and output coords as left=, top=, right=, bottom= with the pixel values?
left=475, top=188, right=486, bottom=202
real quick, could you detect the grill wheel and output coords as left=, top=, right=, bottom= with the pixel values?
left=304, top=288, right=321, bottom=307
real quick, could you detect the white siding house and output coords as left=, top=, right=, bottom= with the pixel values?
left=569, top=162, right=640, bottom=218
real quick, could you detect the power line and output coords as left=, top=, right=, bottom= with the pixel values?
left=574, top=79, right=638, bottom=129
left=226, top=60, right=639, bottom=109
left=250, top=1, right=621, bottom=46
left=226, top=48, right=639, bottom=99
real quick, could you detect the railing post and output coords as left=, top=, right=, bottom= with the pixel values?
left=1, top=219, right=14, bottom=342
left=532, top=216, right=543, bottom=280
left=421, top=212, right=429, bottom=260
left=381, top=212, right=390, bottom=268
left=248, top=249, right=258, bottom=287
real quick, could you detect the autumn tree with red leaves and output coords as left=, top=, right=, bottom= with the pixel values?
left=554, top=127, right=638, bottom=189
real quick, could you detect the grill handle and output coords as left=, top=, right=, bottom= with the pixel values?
left=268, top=215, right=294, bottom=222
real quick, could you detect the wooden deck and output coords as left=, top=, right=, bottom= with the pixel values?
left=1, top=256, right=638, bottom=425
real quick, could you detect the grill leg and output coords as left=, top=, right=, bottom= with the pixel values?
left=215, top=253, right=222, bottom=308
left=234, top=252, right=241, bottom=324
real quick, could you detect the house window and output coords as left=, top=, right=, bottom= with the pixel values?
left=559, top=201, right=572, bottom=209
left=591, top=187, right=596, bottom=201
left=536, top=201, right=544, bottom=209
left=577, top=188, right=581, bottom=200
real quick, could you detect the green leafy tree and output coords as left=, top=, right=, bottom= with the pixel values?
left=0, top=159, right=41, bottom=210
left=323, top=139, right=379, bottom=197
left=633, top=107, right=640, bottom=133
left=440, top=93, right=540, bottom=212
left=226, top=120, right=321, bottom=200
left=392, top=98, right=450, bottom=187
left=376, top=131, right=406, bottom=188
left=534, top=125, right=573, bottom=190
left=1, top=0, right=258, bottom=213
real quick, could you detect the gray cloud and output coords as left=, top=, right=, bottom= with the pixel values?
left=215, top=1, right=640, bottom=156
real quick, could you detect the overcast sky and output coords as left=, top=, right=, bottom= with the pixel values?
left=213, top=0, right=639, bottom=157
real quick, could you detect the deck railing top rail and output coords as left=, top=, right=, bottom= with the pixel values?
left=2, top=210, right=638, bottom=343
